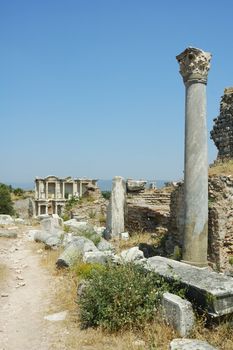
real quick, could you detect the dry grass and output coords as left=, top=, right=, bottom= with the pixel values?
left=36, top=239, right=233, bottom=350
left=190, top=317, right=233, bottom=350
left=63, top=320, right=176, bottom=350
left=113, top=231, right=160, bottom=253
left=37, top=245, right=175, bottom=349
left=209, top=160, right=233, bottom=176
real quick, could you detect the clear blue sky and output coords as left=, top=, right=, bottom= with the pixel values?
left=1, top=0, right=233, bottom=183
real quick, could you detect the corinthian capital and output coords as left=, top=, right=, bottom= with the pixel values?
left=176, top=47, right=211, bottom=84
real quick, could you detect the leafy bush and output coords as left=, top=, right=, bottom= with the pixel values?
left=0, top=183, right=15, bottom=215
left=13, top=187, right=24, bottom=196
left=78, top=263, right=182, bottom=331
left=65, top=196, right=80, bottom=211
left=81, top=230, right=101, bottom=246
left=72, top=262, right=106, bottom=279
left=102, top=191, right=111, bottom=200
left=229, top=256, right=233, bottom=266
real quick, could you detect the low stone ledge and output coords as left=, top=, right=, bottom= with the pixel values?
left=162, top=292, right=195, bottom=336
left=146, top=256, right=233, bottom=317
left=169, top=338, right=218, bottom=350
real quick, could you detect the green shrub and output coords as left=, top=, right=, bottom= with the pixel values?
left=78, top=263, right=182, bottom=331
left=13, top=187, right=24, bottom=196
left=0, top=183, right=15, bottom=215
left=229, top=256, right=233, bottom=266
left=81, top=230, right=101, bottom=246
left=72, top=262, right=106, bottom=279
left=102, top=191, right=111, bottom=200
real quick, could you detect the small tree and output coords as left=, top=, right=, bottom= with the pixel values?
left=13, top=187, right=24, bottom=196
left=0, top=183, right=15, bottom=215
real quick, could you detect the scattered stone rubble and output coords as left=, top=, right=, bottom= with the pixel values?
left=211, top=87, right=233, bottom=161
left=0, top=214, right=229, bottom=347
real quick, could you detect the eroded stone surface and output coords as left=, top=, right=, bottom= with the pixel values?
left=146, top=256, right=233, bottom=317
left=169, top=338, right=218, bottom=350
left=211, top=88, right=233, bottom=160
left=106, top=176, right=126, bottom=237
left=162, top=292, right=195, bottom=336
left=169, top=339, right=218, bottom=350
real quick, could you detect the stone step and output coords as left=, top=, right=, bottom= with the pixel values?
left=145, top=256, right=233, bottom=317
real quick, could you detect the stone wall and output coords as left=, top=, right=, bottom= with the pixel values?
left=71, top=194, right=108, bottom=226
left=125, top=186, right=174, bottom=234
left=167, top=176, right=233, bottom=271
left=210, top=88, right=233, bottom=161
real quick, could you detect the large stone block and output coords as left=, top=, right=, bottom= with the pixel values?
left=169, top=338, right=218, bottom=350
left=83, top=251, right=114, bottom=265
left=146, top=256, right=233, bottom=317
left=162, top=292, right=195, bottom=336
left=56, top=236, right=98, bottom=268
left=118, top=246, right=144, bottom=263
left=40, top=217, right=63, bottom=233
left=0, top=215, right=14, bottom=225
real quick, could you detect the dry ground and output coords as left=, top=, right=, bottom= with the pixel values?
left=1, top=226, right=233, bottom=349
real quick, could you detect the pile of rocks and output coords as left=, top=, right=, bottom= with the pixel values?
left=29, top=216, right=144, bottom=268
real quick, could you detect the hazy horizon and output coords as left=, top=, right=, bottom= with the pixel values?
left=2, top=1, right=232, bottom=183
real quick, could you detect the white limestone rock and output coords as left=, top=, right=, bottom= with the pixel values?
left=34, top=230, right=52, bottom=243
left=83, top=251, right=114, bottom=265
left=97, top=238, right=114, bottom=252
left=56, top=236, right=98, bottom=268
left=40, top=217, right=63, bottom=232
left=119, top=247, right=144, bottom=263
left=169, top=339, right=218, bottom=350
left=126, top=179, right=147, bottom=192
left=64, top=219, right=88, bottom=230
left=120, top=231, right=129, bottom=240
left=93, top=226, right=106, bottom=236
left=44, top=311, right=67, bottom=322
left=0, top=215, right=14, bottom=225
left=162, top=292, right=195, bottom=336
left=45, top=235, right=62, bottom=250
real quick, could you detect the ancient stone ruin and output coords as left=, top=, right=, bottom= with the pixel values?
left=211, top=87, right=233, bottom=161
left=34, top=175, right=98, bottom=216
left=106, top=177, right=174, bottom=238
left=166, top=178, right=233, bottom=271
left=176, top=47, right=211, bottom=267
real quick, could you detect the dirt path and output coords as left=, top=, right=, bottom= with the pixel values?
left=0, top=228, right=69, bottom=350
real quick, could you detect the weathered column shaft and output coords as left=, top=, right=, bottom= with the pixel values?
left=184, top=82, right=208, bottom=265
left=106, top=176, right=126, bottom=237
left=176, top=47, right=211, bottom=267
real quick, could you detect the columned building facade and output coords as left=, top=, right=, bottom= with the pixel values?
left=35, top=175, right=98, bottom=216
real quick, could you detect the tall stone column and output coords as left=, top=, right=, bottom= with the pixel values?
left=176, top=47, right=211, bottom=267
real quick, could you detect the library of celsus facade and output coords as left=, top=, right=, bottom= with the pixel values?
left=35, top=175, right=98, bottom=216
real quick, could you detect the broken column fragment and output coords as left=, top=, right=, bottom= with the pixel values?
left=106, top=176, right=126, bottom=238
